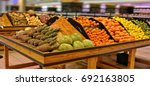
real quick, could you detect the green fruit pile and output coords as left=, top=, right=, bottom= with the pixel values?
left=58, top=33, right=94, bottom=51
left=14, top=24, right=60, bottom=52
left=113, top=17, right=149, bottom=40
left=132, top=20, right=150, bottom=38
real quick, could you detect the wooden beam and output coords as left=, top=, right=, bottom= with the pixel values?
left=136, top=58, right=150, bottom=65
left=87, top=56, right=98, bottom=69
left=4, top=46, right=9, bottom=69
left=7, top=62, right=38, bottom=69
left=97, top=56, right=103, bottom=68
left=128, top=49, right=136, bottom=69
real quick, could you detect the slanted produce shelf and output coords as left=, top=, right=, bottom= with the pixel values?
left=0, top=35, right=150, bottom=69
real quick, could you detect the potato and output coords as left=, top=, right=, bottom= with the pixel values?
left=36, top=43, right=52, bottom=52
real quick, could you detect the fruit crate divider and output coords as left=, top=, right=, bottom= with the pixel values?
left=67, top=18, right=89, bottom=39
left=7, top=12, right=28, bottom=26
left=140, top=19, right=150, bottom=27
left=23, top=13, right=41, bottom=26
left=113, top=18, right=130, bottom=34
left=89, top=18, right=115, bottom=41
left=131, top=20, right=138, bottom=25
left=145, top=21, right=150, bottom=27
left=132, top=17, right=150, bottom=27
left=34, top=13, right=43, bottom=24
left=133, top=19, right=150, bottom=28
left=18, top=12, right=28, bottom=26
left=46, top=16, right=59, bottom=26
left=125, top=17, right=138, bottom=25
left=6, top=13, right=14, bottom=26
left=5, top=13, right=36, bottom=28
left=0, top=13, right=5, bottom=28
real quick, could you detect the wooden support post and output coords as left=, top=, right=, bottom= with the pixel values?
left=128, top=49, right=136, bottom=69
left=97, top=56, right=103, bottom=68
left=87, top=56, right=98, bottom=69
left=4, top=45, right=9, bottom=69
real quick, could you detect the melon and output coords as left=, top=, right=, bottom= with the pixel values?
left=83, top=39, right=94, bottom=48
left=58, top=43, right=73, bottom=51
left=73, top=41, right=84, bottom=49
left=59, top=35, right=72, bottom=44
left=71, top=33, right=82, bottom=42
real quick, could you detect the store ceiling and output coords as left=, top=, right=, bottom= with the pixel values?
left=8, top=0, right=150, bottom=7
left=26, top=0, right=150, bottom=4
left=80, top=0, right=150, bottom=3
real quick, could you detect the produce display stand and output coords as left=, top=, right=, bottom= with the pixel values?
left=0, top=13, right=37, bottom=50
left=0, top=26, right=36, bottom=51
left=1, top=35, right=150, bottom=69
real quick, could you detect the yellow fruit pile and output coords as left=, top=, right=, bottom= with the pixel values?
left=113, top=17, right=149, bottom=40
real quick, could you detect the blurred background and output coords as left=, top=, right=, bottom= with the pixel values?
left=0, top=0, right=150, bottom=13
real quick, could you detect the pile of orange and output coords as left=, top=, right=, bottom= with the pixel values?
left=95, top=17, right=135, bottom=42
left=85, top=27, right=115, bottom=46
left=73, top=16, right=99, bottom=27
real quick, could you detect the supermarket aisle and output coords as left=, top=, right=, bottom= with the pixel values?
left=0, top=47, right=149, bottom=69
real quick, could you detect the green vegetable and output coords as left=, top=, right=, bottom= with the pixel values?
left=41, top=30, right=48, bottom=34
left=38, top=41, right=47, bottom=46
left=35, top=35, right=44, bottom=39
left=44, top=37, right=57, bottom=43
left=40, top=36, right=49, bottom=40
left=48, top=32, right=57, bottom=38
left=33, top=33, right=40, bottom=38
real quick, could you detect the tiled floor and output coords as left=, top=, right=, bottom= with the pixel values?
left=0, top=46, right=149, bottom=69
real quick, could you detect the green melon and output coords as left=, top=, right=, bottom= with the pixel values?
left=71, top=33, right=82, bottom=42
left=73, top=41, right=84, bottom=49
left=59, top=35, right=72, bottom=44
left=83, top=39, right=94, bottom=48
left=58, top=43, right=73, bottom=51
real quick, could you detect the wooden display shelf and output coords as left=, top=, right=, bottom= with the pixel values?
left=0, top=26, right=36, bottom=36
left=0, top=26, right=36, bottom=51
left=0, top=35, right=150, bottom=69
